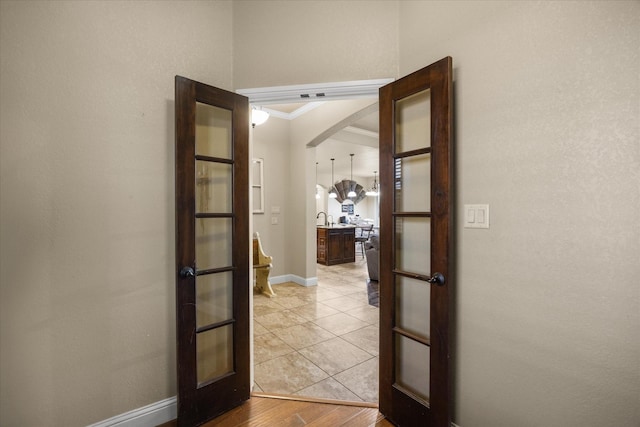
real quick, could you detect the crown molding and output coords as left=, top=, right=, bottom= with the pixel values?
left=236, top=78, right=394, bottom=105
left=262, top=102, right=325, bottom=120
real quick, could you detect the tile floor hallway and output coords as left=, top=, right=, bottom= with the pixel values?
left=252, top=257, right=379, bottom=403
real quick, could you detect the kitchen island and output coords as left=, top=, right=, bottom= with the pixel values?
left=316, top=225, right=356, bottom=265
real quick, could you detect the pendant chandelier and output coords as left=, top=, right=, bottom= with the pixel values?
left=328, top=158, right=337, bottom=199
left=347, top=154, right=357, bottom=198
left=366, top=171, right=379, bottom=196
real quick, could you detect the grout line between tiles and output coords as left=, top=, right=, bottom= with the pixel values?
left=254, top=259, right=378, bottom=403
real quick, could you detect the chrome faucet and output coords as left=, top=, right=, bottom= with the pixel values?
left=316, top=211, right=328, bottom=226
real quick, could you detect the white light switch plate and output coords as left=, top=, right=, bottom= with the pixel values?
left=464, top=204, right=489, bottom=229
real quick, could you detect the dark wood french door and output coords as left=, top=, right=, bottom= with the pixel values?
left=378, top=57, right=453, bottom=426
left=174, top=76, right=250, bottom=426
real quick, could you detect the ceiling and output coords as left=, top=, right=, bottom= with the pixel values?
left=262, top=101, right=380, bottom=179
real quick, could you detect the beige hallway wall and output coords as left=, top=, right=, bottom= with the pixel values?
left=232, top=0, right=399, bottom=89
left=251, top=117, right=291, bottom=277
left=398, top=1, right=639, bottom=426
left=0, top=1, right=234, bottom=425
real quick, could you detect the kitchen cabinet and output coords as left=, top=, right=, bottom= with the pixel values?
left=317, top=226, right=355, bottom=265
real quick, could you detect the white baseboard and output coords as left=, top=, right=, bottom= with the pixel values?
left=271, top=274, right=317, bottom=287
left=87, top=396, right=176, bottom=427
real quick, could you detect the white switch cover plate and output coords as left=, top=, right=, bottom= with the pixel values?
left=464, top=204, right=489, bottom=229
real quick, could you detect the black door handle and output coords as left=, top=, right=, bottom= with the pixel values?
left=180, top=266, right=195, bottom=278
left=427, top=272, right=445, bottom=285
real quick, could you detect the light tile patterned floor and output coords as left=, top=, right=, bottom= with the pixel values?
left=253, top=257, right=379, bottom=403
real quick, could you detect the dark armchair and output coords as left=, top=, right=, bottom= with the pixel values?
left=364, top=234, right=379, bottom=281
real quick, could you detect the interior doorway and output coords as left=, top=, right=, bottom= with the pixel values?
left=241, top=81, right=385, bottom=404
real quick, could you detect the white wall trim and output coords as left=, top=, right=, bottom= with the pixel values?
left=236, top=78, right=393, bottom=105
left=271, top=274, right=317, bottom=287
left=87, top=396, right=176, bottom=427
left=263, top=102, right=325, bottom=120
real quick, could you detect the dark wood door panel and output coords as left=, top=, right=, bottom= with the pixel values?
left=175, top=76, right=250, bottom=426
left=378, top=57, right=453, bottom=427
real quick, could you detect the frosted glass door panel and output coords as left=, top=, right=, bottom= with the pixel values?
left=196, top=272, right=233, bottom=329
left=196, top=218, right=232, bottom=271
left=395, top=89, right=431, bottom=153
left=197, top=325, right=233, bottom=386
left=395, top=217, right=430, bottom=276
left=396, top=276, right=430, bottom=340
left=394, top=154, right=431, bottom=213
left=195, top=102, right=232, bottom=160
left=396, top=335, right=430, bottom=403
left=196, top=160, right=232, bottom=214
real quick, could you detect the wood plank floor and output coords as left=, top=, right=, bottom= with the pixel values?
left=159, top=396, right=394, bottom=426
